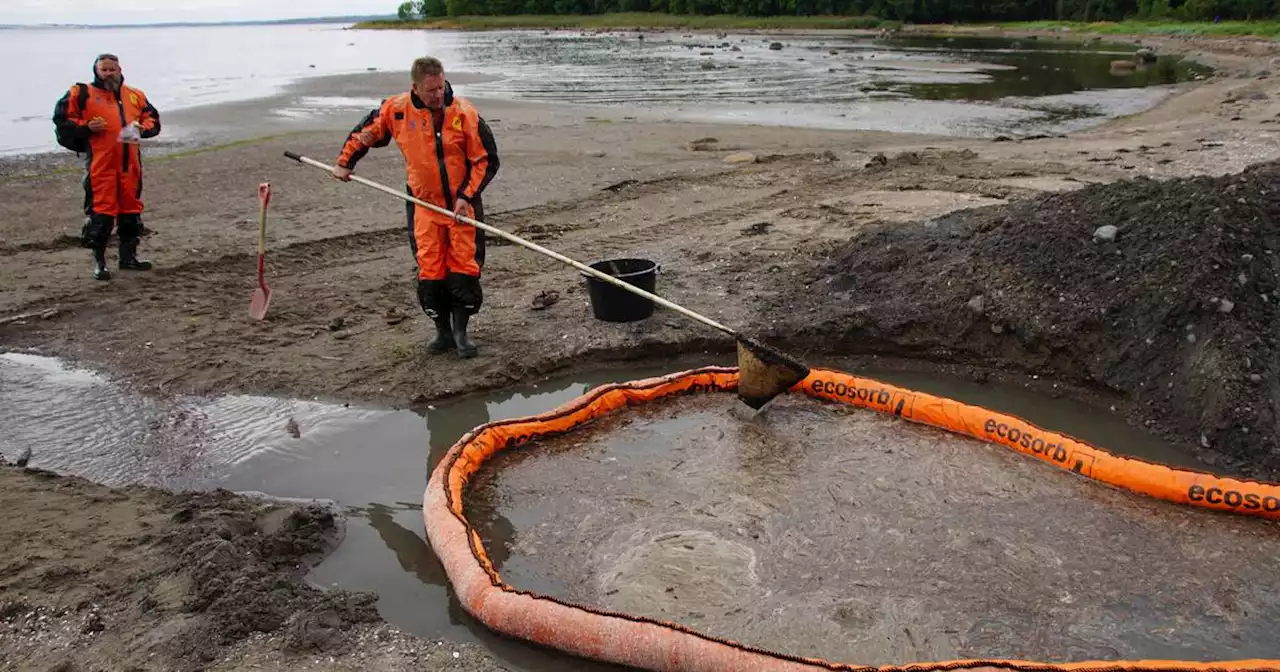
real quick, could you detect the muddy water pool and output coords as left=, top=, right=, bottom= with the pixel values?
left=0, top=350, right=687, bottom=670
left=469, top=392, right=1280, bottom=665
left=1, top=350, right=1270, bottom=669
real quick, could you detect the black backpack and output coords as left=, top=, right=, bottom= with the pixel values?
left=55, top=83, right=90, bottom=154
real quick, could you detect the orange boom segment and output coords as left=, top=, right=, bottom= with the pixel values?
left=802, top=369, right=1280, bottom=520
left=424, top=366, right=1280, bottom=672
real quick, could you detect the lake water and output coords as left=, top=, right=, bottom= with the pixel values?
left=5, top=23, right=1211, bottom=156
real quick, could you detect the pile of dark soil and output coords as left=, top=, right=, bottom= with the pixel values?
left=0, top=466, right=381, bottom=672
left=159, top=491, right=381, bottom=662
left=791, top=160, right=1280, bottom=478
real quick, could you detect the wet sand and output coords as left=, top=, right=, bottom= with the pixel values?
left=470, top=393, right=1280, bottom=665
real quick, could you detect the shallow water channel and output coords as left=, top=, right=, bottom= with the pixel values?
left=257, top=31, right=1212, bottom=140
left=1, top=350, right=1271, bottom=669
left=450, top=31, right=1212, bottom=137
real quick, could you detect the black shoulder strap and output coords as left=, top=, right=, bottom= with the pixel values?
left=76, top=82, right=88, bottom=110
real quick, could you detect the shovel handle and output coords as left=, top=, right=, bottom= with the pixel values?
left=257, top=183, right=270, bottom=256
left=282, top=151, right=736, bottom=337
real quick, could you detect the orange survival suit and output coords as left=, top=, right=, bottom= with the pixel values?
left=52, top=57, right=161, bottom=277
left=336, top=82, right=499, bottom=350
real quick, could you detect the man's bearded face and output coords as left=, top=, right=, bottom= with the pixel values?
left=96, top=57, right=122, bottom=91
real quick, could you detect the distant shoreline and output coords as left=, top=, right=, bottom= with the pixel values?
left=353, top=13, right=1280, bottom=39
left=355, top=13, right=896, bottom=31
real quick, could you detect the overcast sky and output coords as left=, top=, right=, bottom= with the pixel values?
left=1, top=0, right=396, bottom=25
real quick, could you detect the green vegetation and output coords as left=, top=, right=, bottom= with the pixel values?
left=362, top=12, right=890, bottom=28
left=997, top=19, right=1280, bottom=36
left=362, top=11, right=1280, bottom=37
left=368, top=0, right=1280, bottom=30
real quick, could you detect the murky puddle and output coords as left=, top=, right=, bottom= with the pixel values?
left=470, top=393, right=1280, bottom=665
left=0, top=350, right=694, bottom=670
left=2, top=350, right=1271, bottom=668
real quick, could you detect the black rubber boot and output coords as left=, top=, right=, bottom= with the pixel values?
left=427, top=314, right=455, bottom=355
left=418, top=280, right=454, bottom=355
left=92, top=247, right=111, bottom=281
left=452, top=307, right=477, bottom=359
left=118, top=236, right=152, bottom=271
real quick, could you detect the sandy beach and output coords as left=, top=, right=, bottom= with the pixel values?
left=2, top=25, right=1280, bottom=671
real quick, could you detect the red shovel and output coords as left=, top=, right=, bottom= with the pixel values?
left=249, top=182, right=272, bottom=320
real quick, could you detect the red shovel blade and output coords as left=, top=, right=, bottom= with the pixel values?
left=249, top=289, right=271, bottom=320
left=249, top=255, right=271, bottom=320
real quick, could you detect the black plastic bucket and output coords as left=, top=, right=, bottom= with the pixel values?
left=582, top=258, right=659, bottom=323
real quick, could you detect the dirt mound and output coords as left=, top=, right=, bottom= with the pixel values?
left=795, top=161, right=1280, bottom=478
left=158, top=493, right=381, bottom=663
left=0, top=467, right=381, bottom=672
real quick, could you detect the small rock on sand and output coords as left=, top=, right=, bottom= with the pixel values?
left=724, top=153, right=757, bottom=164
left=1093, top=225, right=1119, bottom=243
left=967, top=295, right=986, bottom=314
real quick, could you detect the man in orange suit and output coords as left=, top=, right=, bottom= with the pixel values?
left=53, top=53, right=161, bottom=281
left=333, top=56, right=499, bottom=360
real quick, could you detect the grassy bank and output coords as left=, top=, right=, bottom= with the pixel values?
left=355, top=12, right=896, bottom=30
left=994, top=19, right=1280, bottom=38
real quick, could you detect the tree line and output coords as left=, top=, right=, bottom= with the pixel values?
left=396, top=0, right=1279, bottom=24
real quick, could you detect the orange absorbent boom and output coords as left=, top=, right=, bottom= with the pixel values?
left=424, top=366, right=1280, bottom=672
